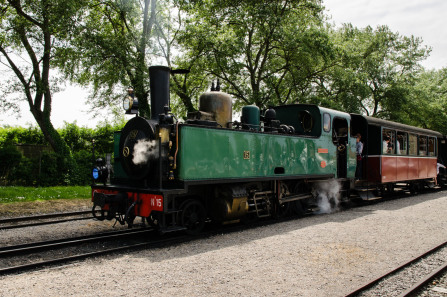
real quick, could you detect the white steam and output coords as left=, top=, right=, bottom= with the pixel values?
left=132, top=139, right=158, bottom=165
left=312, top=179, right=341, bottom=214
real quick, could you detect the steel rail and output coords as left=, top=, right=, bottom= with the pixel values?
left=399, top=262, right=447, bottom=297
left=0, top=210, right=92, bottom=224
left=0, top=235, right=187, bottom=276
left=0, top=217, right=93, bottom=230
left=344, top=240, right=447, bottom=297
left=0, top=228, right=152, bottom=257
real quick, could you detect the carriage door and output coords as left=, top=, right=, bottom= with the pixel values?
left=332, top=118, right=349, bottom=178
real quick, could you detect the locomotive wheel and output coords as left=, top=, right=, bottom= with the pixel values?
left=274, top=202, right=290, bottom=218
left=180, top=199, right=206, bottom=235
left=275, top=183, right=291, bottom=218
left=290, top=200, right=307, bottom=217
left=291, top=182, right=308, bottom=217
left=92, top=205, right=106, bottom=221
left=146, top=213, right=162, bottom=229
left=125, top=203, right=136, bottom=228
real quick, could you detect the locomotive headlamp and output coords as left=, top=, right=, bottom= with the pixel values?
left=92, top=158, right=108, bottom=184
left=123, top=88, right=139, bottom=114
left=123, top=95, right=133, bottom=111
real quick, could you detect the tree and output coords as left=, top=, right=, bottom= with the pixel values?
left=175, top=0, right=332, bottom=110
left=315, top=24, right=430, bottom=118
left=0, top=0, right=85, bottom=167
left=60, top=0, right=158, bottom=118
left=141, top=0, right=202, bottom=116
left=403, top=68, right=447, bottom=134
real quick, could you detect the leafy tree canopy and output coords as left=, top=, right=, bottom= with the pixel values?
left=314, top=24, right=430, bottom=118
left=175, top=0, right=333, bottom=111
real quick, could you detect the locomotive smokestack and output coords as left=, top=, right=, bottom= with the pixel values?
left=149, top=66, right=170, bottom=120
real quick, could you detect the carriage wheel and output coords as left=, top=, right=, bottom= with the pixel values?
left=386, top=183, right=394, bottom=194
left=409, top=182, right=419, bottom=195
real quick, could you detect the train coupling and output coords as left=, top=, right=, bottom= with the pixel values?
left=92, top=192, right=128, bottom=221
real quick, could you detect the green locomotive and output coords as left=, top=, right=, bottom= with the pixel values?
left=91, top=66, right=358, bottom=234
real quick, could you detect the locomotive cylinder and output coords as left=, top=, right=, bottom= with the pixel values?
left=214, top=197, right=249, bottom=221
left=213, top=186, right=248, bottom=221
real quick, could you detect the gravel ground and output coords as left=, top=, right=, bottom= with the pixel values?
left=1, top=190, right=447, bottom=297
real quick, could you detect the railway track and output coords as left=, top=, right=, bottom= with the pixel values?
left=0, top=187, right=443, bottom=279
left=0, top=228, right=158, bottom=275
left=0, top=210, right=93, bottom=230
left=0, top=213, right=285, bottom=277
left=345, top=240, right=447, bottom=297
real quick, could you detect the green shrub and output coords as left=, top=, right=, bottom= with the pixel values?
left=0, top=126, right=46, bottom=147
left=0, top=120, right=125, bottom=186
left=8, top=156, right=35, bottom=186
left=0, top=146, right=23, bottom=185
left=72, top=150, right=94, bottom=186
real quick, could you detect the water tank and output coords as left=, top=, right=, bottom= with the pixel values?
left=241, top=106, right=260, bottom=131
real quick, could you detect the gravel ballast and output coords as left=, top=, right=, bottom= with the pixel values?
left=1, top=190, right=447, bottom=296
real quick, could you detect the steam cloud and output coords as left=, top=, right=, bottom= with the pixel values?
left=312, top=179, right=341, bottom=214
left=132, top=139, right=158, bottom=165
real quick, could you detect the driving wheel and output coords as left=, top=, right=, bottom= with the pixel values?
left=180, top=199, right=206, bottom=235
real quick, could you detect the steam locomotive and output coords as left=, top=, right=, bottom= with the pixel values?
left=91, top=66, right=446, bottom=234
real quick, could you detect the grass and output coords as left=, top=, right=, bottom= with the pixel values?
left=0, top=186, right=91, bottom=204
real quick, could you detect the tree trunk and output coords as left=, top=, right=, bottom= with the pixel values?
left=31, top=105, right=74, bottom=177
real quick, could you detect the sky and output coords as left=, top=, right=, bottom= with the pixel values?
left=2, top=0, right=447, bottom=129
left=325, top=0, right=447, bottom=69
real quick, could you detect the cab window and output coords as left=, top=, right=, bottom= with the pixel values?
left=323, top=113, right=331, bottom=132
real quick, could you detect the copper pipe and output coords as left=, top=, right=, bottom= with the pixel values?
left=173, top=122, right=179, bottom=169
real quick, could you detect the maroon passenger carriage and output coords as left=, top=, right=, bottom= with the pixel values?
left=350, top=114, right=442, bottom=198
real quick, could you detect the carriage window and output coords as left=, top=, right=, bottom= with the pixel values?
left=382, top=129, right=395, bottom=154
left=418, top=136, right=427, bottom=156
left=428, top=137, right=436, bottom=156
left=323, top=113, right=331, bottom=132
left=396, top=132, right=407, bottom=155
left=409, top=134, right=417, bottom=155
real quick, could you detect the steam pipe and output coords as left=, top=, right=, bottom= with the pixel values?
left=173, top=121, right=179, bottom=169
